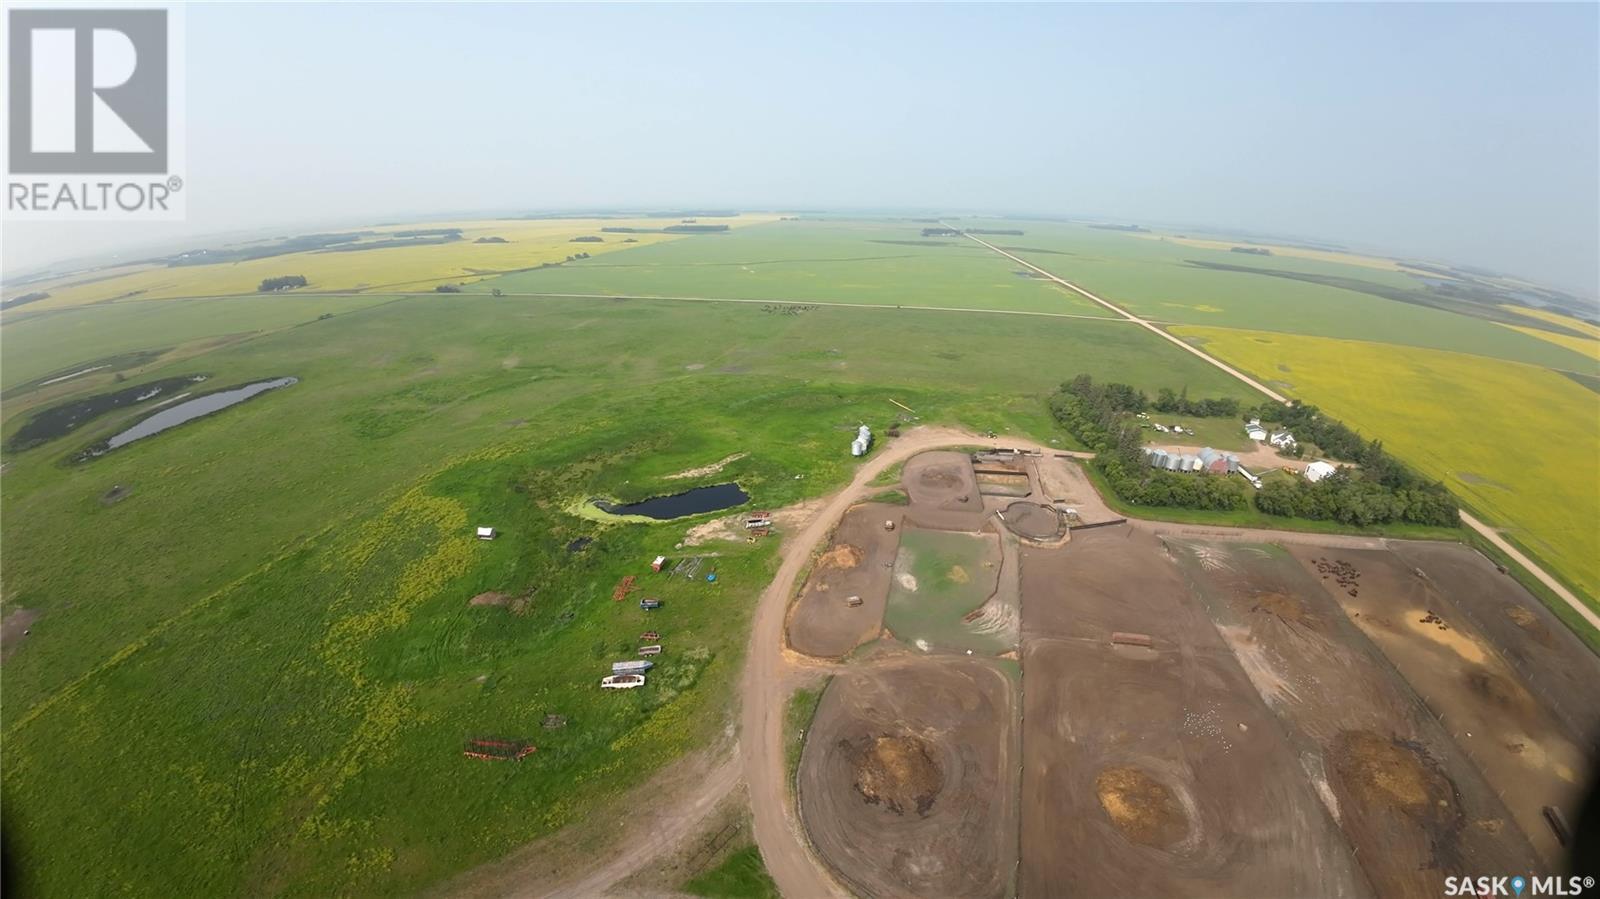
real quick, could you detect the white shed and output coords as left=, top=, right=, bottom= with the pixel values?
left=476, top=526, right=497, bottom=540
left=1304, top=461, right=1338, bottom=483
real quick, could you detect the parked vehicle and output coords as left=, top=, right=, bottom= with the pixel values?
left=601, top=674, right=646, bottom=690
left=638, top=644, right=662, bottom=656
left=640, top=598, right=662, bottom=610
left=612, top=659, right=654, bottom=674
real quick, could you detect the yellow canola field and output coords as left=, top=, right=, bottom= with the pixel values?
left=1175, top=326, right=1600, bottom=605
left=8, top=217, right=776, bottom=310
left=1502, top=304, right=1600, bottom=338
left=1140, top=234, right=1406, bottom=272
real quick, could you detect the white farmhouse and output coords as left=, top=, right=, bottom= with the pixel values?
left=1269, top=430, right=1297, bottom=450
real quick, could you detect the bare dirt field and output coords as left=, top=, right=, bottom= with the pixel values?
left=1033, top=454, right=1119, bottom=524
left=1018, top=527, right=1368, bottom=898
left=1284, top=542, right=1596, bottom=866
left=787, top=502, right=903, bottom=659
left=797, top=655, right=1019, bottom=899
left=1389, top=542, right=1600, bottom=751
left=1171, top=539, right=1544, bottom=895
left=903, top=451, right=983, bottom=513
left=754, top=437, right=1599, bottom=899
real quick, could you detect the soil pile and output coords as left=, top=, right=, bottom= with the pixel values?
left=1332, top=730, right=1461, bottom=837
left=846, top=734, right=944, bottom=816
left=1094, top=766, right=1188, bottom=849
left=818, top=544, right=864, bottom=570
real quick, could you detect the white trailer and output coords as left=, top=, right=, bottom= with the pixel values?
left=601, top=674, right=646, bottom=690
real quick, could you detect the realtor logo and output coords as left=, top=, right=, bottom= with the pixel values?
left=8, top=8, right=168, bottom=173
left=5, top=6, right=184, bottom=218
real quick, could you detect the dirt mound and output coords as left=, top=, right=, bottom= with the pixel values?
left=1095, top=766, right=1188, bottom=848
left=1250, top=591, right=1314, bottom=625
left=845, top=734, right=944, bottom=816
left=948, top=565, right=970, bottom=584
left=818, top=544, right=864, bottom=570
left=1332, top=731, right=1459, bottom=824
left=1503, top=606, right=1536, bottom=627
left=470, top=592, right=511, bottom=607
left=1463, top=666, right=1525, bottom=712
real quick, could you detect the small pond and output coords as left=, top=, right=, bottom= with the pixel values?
left=593, top=482, right=748, bottom=520
left=78, top=377, right=298, bottom=460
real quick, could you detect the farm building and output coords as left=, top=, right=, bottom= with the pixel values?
left=475, top=526, right=496, bottom=540
left=1269, top=430, right=1297, bottom=449
left=851, top=425, right=872, bottom=457
left=1304, top=461, right=1339, bottom=482
left=1245, top=418, right=1267, bottom=441
left=1144, top=446, right=1239, bottom=475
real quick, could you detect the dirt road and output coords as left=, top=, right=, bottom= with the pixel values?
left=957, top=232, right=1600, bottom=640
left=543, top=756, right=742, bottom=899
left=955, top=232, right=1291, bottom=403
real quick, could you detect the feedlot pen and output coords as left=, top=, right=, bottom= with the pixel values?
left=789, top=449, right=1600, bottom=899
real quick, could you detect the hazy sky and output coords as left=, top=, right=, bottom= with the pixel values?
left=5, top=2, right=1598, bottom=296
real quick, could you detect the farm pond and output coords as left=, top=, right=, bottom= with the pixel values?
left=592, top=482, right=748, bottom=520
left=76, top=377, right=298, bottom=460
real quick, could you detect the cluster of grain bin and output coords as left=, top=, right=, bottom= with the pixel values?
left=851, top=425, right=872, bottom=457
left=1141, top=446, right=1238, bottom=474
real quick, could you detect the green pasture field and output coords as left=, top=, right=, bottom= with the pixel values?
left=469, top=219, right=1118, bottom=318
left=1138, top=414, right=1252, bottom=452
left=1, top=292, right=405, bottom=395
left=0, top=289, right=1256, bottom=896
left=978, top=219, right=1596, bottom=371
